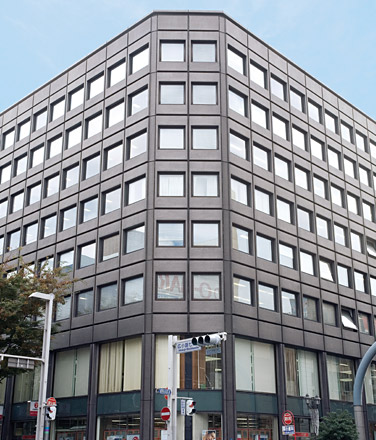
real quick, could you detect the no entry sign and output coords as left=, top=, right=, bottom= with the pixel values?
left=282, top=410, right=294, bottom=425
left=161, top=407, right=171, bottom=421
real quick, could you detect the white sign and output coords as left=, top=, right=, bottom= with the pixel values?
left=126, top=435, right=140, bottom=440
left=282, top=425, right=295, bottom=435
left=161, top=431, right=168, bottom=440
left=181, top=399, right=186, bottom=415
left=176, top=340, right=201, bottom=354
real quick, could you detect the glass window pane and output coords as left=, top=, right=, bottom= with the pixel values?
left=0, top=200, right=8, bottom=218
left=3, top=129, right=15, bottom=149
left=282, top=290, right=297, bottom=316
left=43, top=216, right=56, bottom=238
left=256, top=235, right=272, bottom=261
left=84, top=155, right=100, bottom=179
left=1, top=164, right=11, bottom=183
left=105, top=144, right=123, bottom=169
left=69, top=87, right=84, bottom=110
left=8, top=230, right=21, bottom=251
left=35, top=110, right=47, bottom=131
left=231, top=178, right=248, bottom=205
left=125, top=225, right=145, bottom=253
left=62, top=207, right=77, bottom=230
left=31, top=145, right=45, bottom=167
left=56, top=296, right=71, bottom=321
left=253, top=144, right=269, bottom=170
left=12, top=192, right=24, bottom=212
left=271, top=76, right=285, bottom=100
left=102, top=235, right=119, bottom=261
left=279, top=243, right=294, bottom=268
left=290, top=89, right=304, bottom=112
left=255, top=189, right=271, bottom=214
left=160, top=84, right=185, bottom=104
left=127, top=177, right=146, bottom=204
left=323, top=302, right=336, bottom=326
left=157, top=274, right=184, bottom=299
left=51, top=100, right=65, bottom=121
left=88, top=75, right=104, bottom=99
left=327, top=355, right=354, bottom=401
left=311, top=138, right=323, bottom=160
left=341, top=122, right=352, bottom=143
left=104, top=188, right=121, bottom=213
left=192, top=84, right=217, bottom=105
left=129, top=131, right=148, bottom=157
left=258, top=284, right=275, bottom=310
left=109, top=61, right=126, bottom=87
left=130, top=88, right=148, bottom=115
left=229, top=89, right=246, bottom=116
left=316, top=217, right=329, bottom=239
left=192, top=174, right=218, bottom=197
left=303, top=297, right=317, bottom=321
left=18, top=119, right=31, bottom=140
left=124, top=276, right=144, bottom=304
left=356, top=132, right=366, bottom=152
left=297, top=208, right=311, bottom=231
left=334, top=224, right=346, bottom=246
left=300, top=251, right=314, bottom=275
left=272, top=115, right=288, bottom=140
left=277, top=199, right=291, bottom=223
left=337, top=265, right=349, bottom=287
left=49, top=135, right=63, bottom=158
left=192, top=43, right=216, bottom=62
left=347, top=194, right=359, bottom=214
left=161, top=42, right=184, bottom=62
left=295, top=167, right=308, bottom=190
left=274, top=156, right=290, bottom=180
left=228, top=47, right=245, bottom=74
left=308, top=101, right=321, bottom=123
left=193, top=223, right=219, bottom=246
left=159, top=128, right=184, bottom=150
left=86, top=113, right=102, bottom=138
left=331, top=185, right=343, bottom=207
left=354, top=271, right=365, bottom=292
left=250, top=62, right=265, bottom=87
left=325, top=112, right=337, bottom=133
left=251, top=103, right=267, bottom=128
left=59, top=250, right=74, bottom=272
left=99, top=283, right=118, bottom=311
left=192, top=128, right=217, bottom=149
left=15, top=156, right=27, bottom=175
left=314, top=177, right=327, bottom=198
left=64, top=165, right=79, bottom=189
left=79, top=243, right=96, bottom=268
left=233, top=276, right=251, bottom=305
left=157, top=223, right=184, bottom=247
left=131, top=46, right=149, bottom=73
left=25, top=223, right=38, bottom=245
left=232, top=226, right=250, bottom=254
left=46, top=175, right=60, bottom=197
left=158, top=174, right=184, bottom=197
left=67, top=125, right=82, bottom=149
left=76, top=289, right=94, bottom=316
left=107, top=102, right=124, bottom=127
left=193, top=274, right=220, bottom=300
left=320, top=259, right=334, bottom=281
left=292, top=127, right=306, bottom=150
left=229, top=132, right=247, bottom=159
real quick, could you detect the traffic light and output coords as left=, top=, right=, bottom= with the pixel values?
left=191, top=332, right=227, bottom=346
left=46, top=406, right=57, bottom=420
left=186, top=399, right=196, bottom=416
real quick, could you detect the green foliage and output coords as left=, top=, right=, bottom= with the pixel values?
left=317, top=410, right=358, bottom=440
left=0, top=260, right=73, bottom=382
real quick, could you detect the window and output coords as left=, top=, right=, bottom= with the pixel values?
left=160, top=83, right=185, bottom=104
left=42, top=215, right=57, bottom=238
left=160, top=42, right=184, bottom=62
left=159, top=127, right=183, bottom=150
left=363, top=201, right=374, bottom=221
left=58, top=250, right=74, bottom=272
left=319, top=259, right=334, bottom=281
left=316, top=216, right=330, bottom=239
left=297, top=207, right=312, bottom=232
left=232, top=225, right=251, bottom=254
left=351, top=231, right=363, bottom=253
left=341, top=121, right=352, bottom=143
left=158, top=174, right=184, bottom=197
left=327, top=355, right=354, bottom=401
left=192, top=174, right=218, bottom=197
left=334, top=224, right=347, bottom=246
left=327, top=148, right=340, bottom=169
left=359, top=166, right=370, bottom=186
left=249, top=62, right=265, bottom=87
left=192, top=274, right=220, bottom=300
left=229, top=89, right=246, bottom=116
left=109, top=60, right=126, bottom=87
left=341, top=309, right=357, bottom=331
left=294, top=166, right=309, bottom=190
left=192, top=84, right=217, bottom=105
left=0, top=199, right=8, bottom=218
left=105, top=143, right=123, bottom=170
left=354, top=271, right=366, bottom=292
left=254, top=189, right=271, bottom=215
left=63, top=165, right=79, bottom=189
left=18, top=119, right=31, bottom=141
left=343, top=157, right=355, bottom=178
left=79, top=242, right=96, bottom=268
left=61, top=206, right=77, bottom=231
left=192, top=222, right=219, bottom=247
left=256, top=235, right=273, bottom=261
left=99, top=282, right=118, bottom=311
left=277, top=198, right=291, bottom=223
left=290, top=88, right=304, bottom=112
left=15, top=155, right=27, bottom=176
left=27, top=183, right=41, bottom=205
left=292, top=127, right=307, bottom=151
left=253, top=144, right=269, bottom=170
left=303, top=296, right=317, bottom=321
left=66, top=125, right=82, bottom=149
left=325, top=111, right=337, bottom=133
left=258, top=283, right=275, bottom=311
left=103, top=187, right=121, bottom=214
left=48, top=135, right=63, bottom=158
left=8, top=230, right=20, bottom=251
left=347, top=193, right=359, bottom=215
left=251, top=102, right=268, bottom=129
left=76, top=289, right=94, bottom=316
left=270, top=76, right=286, bottom=100
left=300, top=251, right=314, bottom=275
left=128, top=131, right=148, bottom=157
left=125, top=224, right=145, bottom=254
left=51, top=99, right=65, bottom=121
left=192, top=42, right=216, bottom=62
left=358, top=312, right=370, bottom=334
left=0, top=163, right=11, bottom=183
left=156, top=274, right=184, bottom=300
left=129, top=88, right=148, bottom=115
left=282, top=290, right=297, bottom=316
left=367, top=239, right=376, bottom=258
left=233, top=276, right=251, bottom=305
left=107, top=101, right=124, bottom=127
left=126, top=176, right=146, bottom=205
left=55, top=297, right=71, bottom=321
left=356, top=132, right=367, bottom=152
left=331, top=185, right=343, bottom=207
left=274, top=156, right=290, bottom=180
left=323, top=302, right=336, bottom=326
left=308, top=100, right=321, bottom=123
left=124, top=276, right=144, bottom=304
left=34, top=109, right=47, bottom=131
left=84, top=154, right=100, bottom=179
left=86, top=113, right=102, bottom=138
left=24, top=223, right=38, bottom=245
left=337, top=265, right=350, bottom=287
left=88, top=75, right=104, bottom=99
left=313, top=176, right=327, bottom=199
left=69, top=87, right=84, bottom=110
left=371, top=142, right=376, bottom=159
left=45, top=174, right=60, bottom=197
left=82, top=197, right=98, bottom=223
left=285, top=348, right=319, bottom=397
left=3, top=129, right=15, bottom=150
left=231, top=177, right=249, bottom=205
left=371, top=277, right=376, bottom=296
left=272, top=115, right=288, bottom=140
left=227, top=47, right=245, bottom=75
left=130, top=46, right=149, bottom=73
left=101, top=235, right=119, bottom=261
left=31, top=145, right=44, bottom=168
left=0, top=236, right=4, bottom=255
left=192, top=127, right=217, bottom=149
left=157, top=222, right=184, bottom=247
left=11, top=192, right=24, bottom=213
left=279, top=243, right=295, bottom=268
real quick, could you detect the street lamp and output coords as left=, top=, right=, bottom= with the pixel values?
left=29, top=292, right=54, bottom=440
left=305, top=394, right=321, bottom=437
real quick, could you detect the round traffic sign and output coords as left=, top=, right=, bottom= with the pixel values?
left=161, top=406, right=171, bottom=421
left=282, top=410, right=294, bottom=426
left=46, top=397, right=57, bottom=407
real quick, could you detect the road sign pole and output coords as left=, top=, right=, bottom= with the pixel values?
left=167, top=335, right=178, bottom=440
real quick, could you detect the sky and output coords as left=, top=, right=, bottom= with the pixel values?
left=1, top=0, right=376, bottom=119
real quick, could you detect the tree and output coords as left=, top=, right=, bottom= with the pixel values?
left=0, top=260, right=73, bottom=382
left=317, top=410, right=359, bottom=440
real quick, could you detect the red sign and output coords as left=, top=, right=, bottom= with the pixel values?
left=160, top=406, right=171, bottom=421
left=295, top=433, right=309, bottom=438
left=29, top=401, right=38, bottom=417
left=46, top=397, right=57, bottom=407
left=282, top=410, right=294, bottom=426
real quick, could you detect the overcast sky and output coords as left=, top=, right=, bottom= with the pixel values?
left=1, top=0, right=376, bottom=119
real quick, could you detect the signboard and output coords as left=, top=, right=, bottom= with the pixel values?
left=126, top=436, right=140, bottom=440
left=202, top=430, right=216, bottom=440
left=156, top=388, right=171, bottom=395
left=282, top=425, right=295, bottom=435
left=160, top=407, right=171, bottom=421
left=0, top=405, right=3, bottom=420
left=176, top=340, right=201, bottom=354
left=28, top=401, right=38, bottom=417
left=46, top=397, right=57, bottom=407
left=181, top=399, right=186, bottom=415
left=161, top=431, right=168, bottom=440
left=295, top=433, right=309, bottom=438
left=282, top=410, right=294, bottom=425
left=206, top=347, right=221, bottom=355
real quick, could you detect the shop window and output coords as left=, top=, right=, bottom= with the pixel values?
left=237, top=414, right=278, bottom=440
left=285, top=347, right=319, bottom=397
left=98, top=415, right=140, bottom=440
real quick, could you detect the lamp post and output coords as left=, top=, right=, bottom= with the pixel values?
left=29, top=292, right=54, bottom=440
left=305, top=394, right=321, bottom=438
